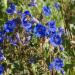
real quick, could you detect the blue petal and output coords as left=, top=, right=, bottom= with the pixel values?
left=42, top=6, right=51, bottom=16
left=34, top=23, right=46, bottom=37
left=50, top=34, right=62, bottom=47
left=0, top=65, right=4, bottom=74
left=54, top=2, right=60, bottom=10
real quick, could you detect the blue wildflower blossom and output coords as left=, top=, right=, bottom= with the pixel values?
left=49, top=63, right=54, bottom=70
left=9, top=38, right=17, bottom=46
left=9, top=34, right=19, bottom=46
left=17, top=10, right=22, bottom=15
left=59, top=45, right=64, bottom=51
left=28, top=0, right=37, bottom=7
left=22, top=21, right=32, bottom=32
left=46, top=28, right=56, bottom=37
left=0, top=65, right=4, bottom=75
left=61, top=69, right=65, bottom=74
left=4, top=20, right=16, bottom=33
left=6, top=3, right=16, bottom=15
left=45, top=29, right=50, bottom=37
left=0, top=37, right=3, bottom=43
left=53, top=58, right=64, bottom=71
left=58, top=27, right=64, bottom=36
left=49, top=58, right=64, bottom=72
left=0, top=53, right=5, bottom=61
left=42, top=6, right=51, bottom=16
left=49, top=34, right=62, bottom=47
left=23, top=10, right=32, bottom=17
left=0, top=30, right=5, bottom=43
left=0, top=33, right=4, bottom=43
left=47, top=20, right=57, bottom=32
left=54, top=2, right=60, bottom=10
left=34, top=23, right=46, bottom=37
left=21, top=10, right=32, bottom=32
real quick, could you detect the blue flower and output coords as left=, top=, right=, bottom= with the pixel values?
left=49, top=58, right=64, bottom=71
left=22, top=21, right=32, bottom=32
left=21, top=10, right=32, bottom=32
left=6, top=3, right=16, bottom=15
left=48, top=63, right=54, bottom=70
left=4, top=20, right=16, bottom=33
left=9, top=34, right=19, bottom=46
left=53, top=58, right=64, bottom=71
left=54, top=2, right=60, bottom=10
left=45, top=28, right=56, bottom=37
left=42, top=6, right=51, bottom=16
left=0, top=53, right=5, bottom=61
left=9, top=38, right=17, bottom=46
left=47, top=20, right=56, bottom=32
left=0, top=29, right=5, bottom=35
left=0, top=65, right=4, bottom=74
left=49, top=34, right=62, bottom=47
left=28, top=0, right=37, bottom=7
left=59, top=45, right=64, bottom=51
left=0, top=30, right=5, bottom=43
left=17, top=10, right=22, bottom=15
left=0, top=37, right=3, bottom=43
left=61, top=69, right=65, bottom=75
left=23, top=10, right=32, bottom=17
left=34, top=23, right=46, bottom=37
left=58, top=27, right=64, bottom=36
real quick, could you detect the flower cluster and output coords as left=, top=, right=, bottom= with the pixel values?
left=49, top=58, right=65, bottom=74
left=0, top=1, right=64, bottom=74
